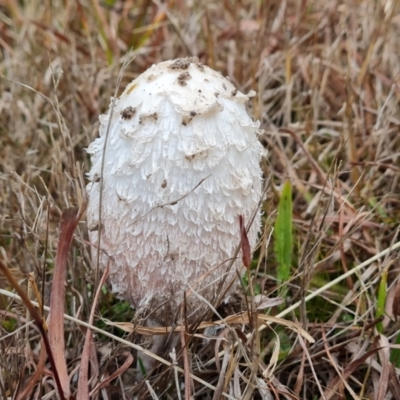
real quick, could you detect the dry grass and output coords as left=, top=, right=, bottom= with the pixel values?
left=1, top=0, right=400, bottom=399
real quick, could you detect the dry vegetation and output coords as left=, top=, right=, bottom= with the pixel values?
left=1, top=0, right=400, bottom=399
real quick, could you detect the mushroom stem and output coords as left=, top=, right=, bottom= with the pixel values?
left=137, top=319, right=179, bottom=379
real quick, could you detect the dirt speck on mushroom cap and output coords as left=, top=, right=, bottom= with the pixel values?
left=86, top=58, right=263, bottom=324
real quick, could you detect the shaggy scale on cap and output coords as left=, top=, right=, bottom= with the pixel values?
left=86, top=57, right=263, bottom=325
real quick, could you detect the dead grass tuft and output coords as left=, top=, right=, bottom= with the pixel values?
left=1, top=0, right=400, bottom=398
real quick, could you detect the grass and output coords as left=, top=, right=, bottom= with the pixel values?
left=1, top=0, right=400, bottom=398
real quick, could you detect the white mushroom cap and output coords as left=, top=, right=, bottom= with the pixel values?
left=87, top=57, right=263, bottom=324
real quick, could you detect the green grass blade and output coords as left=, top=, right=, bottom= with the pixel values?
left=274, top=180, right=293, bottom=284
left=390, top=332, right=400, bottom=368
left=375, top=269, right=387, bottom=333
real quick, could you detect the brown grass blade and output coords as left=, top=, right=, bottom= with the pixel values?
left=320, top=347, right=382, bottom=400
left=90, top=351, right=133, bottom=394
left=389, top=363, right=400, bottom=399
left=392, top=277, right=400, bottom=316
left=102, top=312, right=314, bottom=343
left=212, top=332, right=231, bottom=400
left=48, top=208, right=82, bottom=399
left=0, top=261, right=65, bottom=400
left=321, top=328, right=354, bottom=399
left=180, top=302, right=192, bottom=400
left=77, top=260, right=110, bottom=399
left=239, top=215, right=251, bottom=268
left=377, top=335, right=391, bottom=400
left=16, top=343, right=46, bottom=400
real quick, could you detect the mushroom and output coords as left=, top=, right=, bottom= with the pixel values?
left=86, top=57, right=263, bottom=372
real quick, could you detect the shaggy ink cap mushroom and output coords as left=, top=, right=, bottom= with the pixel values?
left=87, top=57, right=263, bottom=325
